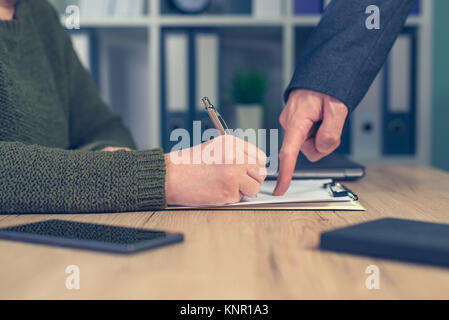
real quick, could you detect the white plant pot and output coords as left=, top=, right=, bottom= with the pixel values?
left=235, top=104, right=263, bottom=131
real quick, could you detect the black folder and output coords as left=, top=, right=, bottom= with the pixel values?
left=320, top=218, right=449, bottom=268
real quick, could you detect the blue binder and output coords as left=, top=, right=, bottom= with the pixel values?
left=294, top=0, right=322, bottom=14
left=382, top=27, right=417, bottom=155
left=410, top=0, right=420, bottom=15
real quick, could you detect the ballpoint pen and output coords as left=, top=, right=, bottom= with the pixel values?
left=202, top=97, right=229, bottom=135
left=202, top=97, right=260, bottom=198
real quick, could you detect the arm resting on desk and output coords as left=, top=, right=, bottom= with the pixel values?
left=0, top=142, right=166, bottom=214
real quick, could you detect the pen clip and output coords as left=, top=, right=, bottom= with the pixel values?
left=323, top=182, right=359, bottom=201
left=202, top=97, right=229, bottom=135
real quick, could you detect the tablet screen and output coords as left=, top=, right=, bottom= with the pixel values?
left=0, top=220, right=183, bottom=253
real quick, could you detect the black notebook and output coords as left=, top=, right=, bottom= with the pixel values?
left=268, top=152, right=365, bottom=181
left=320, top=218, right=449, bottom=268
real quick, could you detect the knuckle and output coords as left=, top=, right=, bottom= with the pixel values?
left=279, top=114, right=286, bottom=128
left=279, top=149, right=295, bottom=161
left=321, top=132, right=339, bottom=146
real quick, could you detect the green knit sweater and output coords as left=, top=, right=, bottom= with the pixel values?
left=0, top=0, right=166, bottom=214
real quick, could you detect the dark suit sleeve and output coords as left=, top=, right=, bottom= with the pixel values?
left=285, top=0, right=417, bottom=113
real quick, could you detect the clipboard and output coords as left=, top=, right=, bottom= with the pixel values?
left=166, top=180, right=365, bottom=211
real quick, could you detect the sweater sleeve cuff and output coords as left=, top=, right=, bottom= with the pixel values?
left=136, top=149, right=167, bottom=210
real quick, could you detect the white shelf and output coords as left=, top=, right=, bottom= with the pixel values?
left=61, top=17, right=150, bottom=27
left=158, top=15, right=286, bottom=26
left=64, top=15, right=423, bottom=29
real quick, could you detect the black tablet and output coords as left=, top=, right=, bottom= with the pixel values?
left=0, top=220, right=184, bottom=254
left=320, top=218, right=449, bottom=268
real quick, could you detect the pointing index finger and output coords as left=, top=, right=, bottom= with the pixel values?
left=273, top=118, right=314, bottom=196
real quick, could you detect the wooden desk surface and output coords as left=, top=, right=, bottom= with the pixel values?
left=1, top=165, right=449, bottom=300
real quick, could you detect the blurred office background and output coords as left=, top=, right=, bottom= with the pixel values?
left=49, top=0, right=449, bottom=171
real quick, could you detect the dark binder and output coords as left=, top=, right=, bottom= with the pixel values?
left=320, top=218, right=449, bottom=268
left=382, top=27, right=417, bottom=155
left=161, top=29, right=191, bottom=151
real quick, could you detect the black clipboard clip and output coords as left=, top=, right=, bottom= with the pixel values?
left=323, top=182, right=359, bottom=201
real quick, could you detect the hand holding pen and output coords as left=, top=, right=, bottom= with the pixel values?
left=163, top=97, right=267, bottom=206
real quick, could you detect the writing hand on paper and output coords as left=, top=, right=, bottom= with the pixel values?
left=273, top=89, right=348, bottom=196
left=165, top=135, right=267, bottom=206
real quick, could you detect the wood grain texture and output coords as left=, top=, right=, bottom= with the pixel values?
left=1, top=165, right=449, bottom=299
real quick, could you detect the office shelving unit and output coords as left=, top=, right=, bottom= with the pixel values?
left=53, top=0, right=432, bottom=164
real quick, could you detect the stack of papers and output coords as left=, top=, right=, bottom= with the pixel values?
left=167, top=179, right=365, bottom=211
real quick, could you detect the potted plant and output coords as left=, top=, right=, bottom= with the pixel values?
left=231, top=69, right=267, bottom=131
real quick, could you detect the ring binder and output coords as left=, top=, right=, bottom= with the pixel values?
left=382, top=27, right=417, bottom=156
